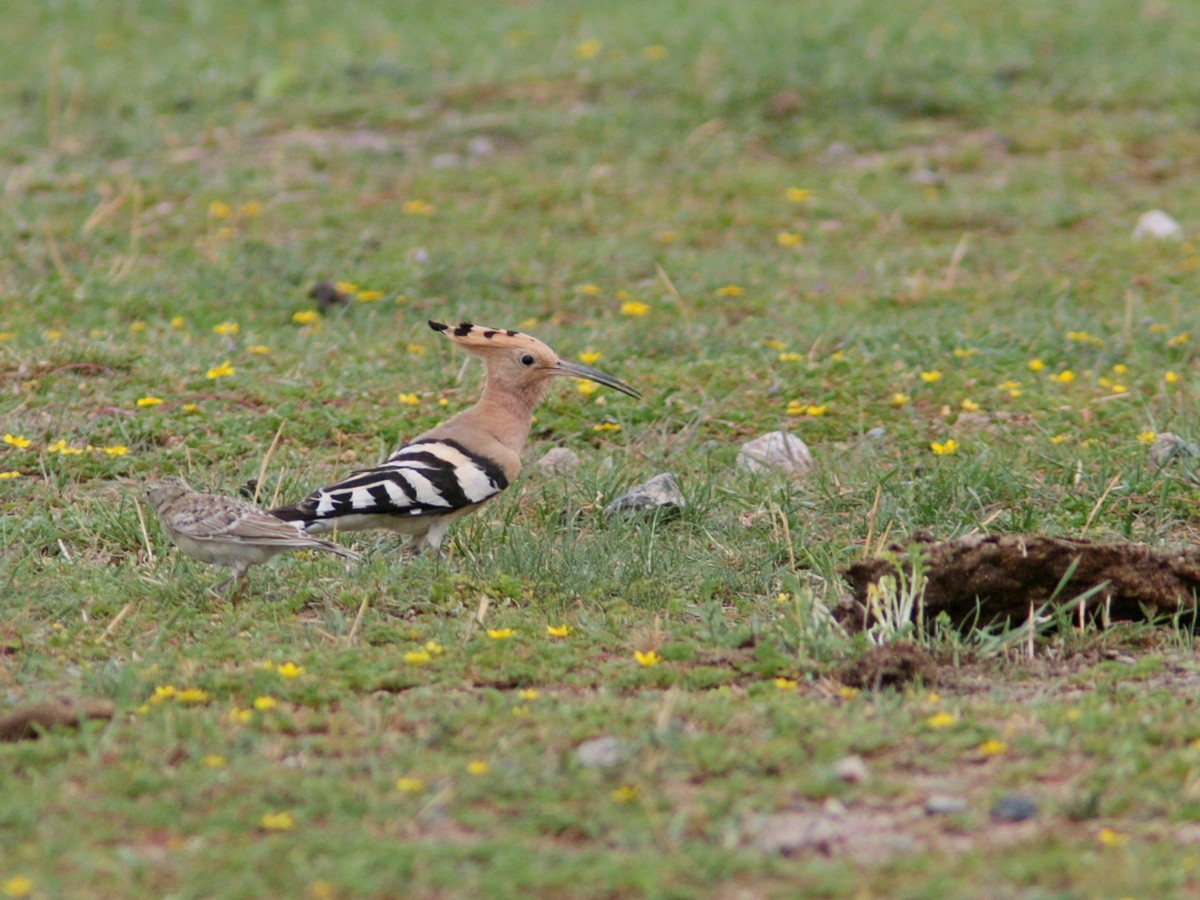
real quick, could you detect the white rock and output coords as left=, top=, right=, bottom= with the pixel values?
left=604, top=473, right=685, bottom=518
left=537, top=447, right=580, bottom=477
left=575, top=735, right=625, bottom=769
left=737, top=431, right=813, bottom=476
left=1132, top=210, right=1183, bottom=241
left=832, top=754, right=869, bottom=784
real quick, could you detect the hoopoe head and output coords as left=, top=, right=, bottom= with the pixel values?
left=428, top=321, right=641, bottom=402
left=144, top=475, right=192, bottom=511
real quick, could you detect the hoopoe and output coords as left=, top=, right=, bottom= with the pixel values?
left=144, top=476, right=363, bottom=594
left=269, top=320, right=641, bottom=554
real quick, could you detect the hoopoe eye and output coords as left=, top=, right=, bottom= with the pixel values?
left=520, top=353, right=536, bottom=367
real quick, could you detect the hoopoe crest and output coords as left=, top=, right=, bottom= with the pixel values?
left=270, top=321, right=640, bottom=554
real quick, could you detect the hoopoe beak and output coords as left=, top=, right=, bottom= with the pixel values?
left=551, top=359, right=642, bottom=399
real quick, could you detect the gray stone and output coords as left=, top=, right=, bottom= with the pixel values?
left=1133, top=210, right=1183, bottom=240
left=537, top=447, right=580, bottom=477
left=925, top=794, right=968, bottom=815
left=1147, top=432, right=1200, bottom=473
left=991, top=793, right=1038, bottom=823
left=575, top=735, right=625, bottom=769
left=737, top=431, right=813, bottom=476
left=604, top=473, right=685, bottom=518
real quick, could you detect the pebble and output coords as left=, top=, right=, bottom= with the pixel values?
left=736, top=431, right=813, bottom=476
left=604, top=472, right=685, bottom=518
left=575, top=735, right=625, bottom=769
left=832, top=755, right=869, bottom=784
left=537, top=447, right=580, bottom=477
left=1132, top=210, right=1183, bottom=240
left=991, top=793, right=1038, bottom=823
left=925, top=795, right=968, bottom=816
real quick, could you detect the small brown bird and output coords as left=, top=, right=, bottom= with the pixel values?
left=144, top=476, right=363, bottom=594
left=270, top=320, right=641, bottom=554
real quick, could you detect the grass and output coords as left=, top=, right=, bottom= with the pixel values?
left=4, top=0, right=1200, bottom=895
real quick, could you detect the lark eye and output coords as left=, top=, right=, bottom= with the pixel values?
left=520, top=353, right=536, bottom=367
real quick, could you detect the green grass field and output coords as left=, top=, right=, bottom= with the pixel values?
left=4, top=1, right=1200, bottom=896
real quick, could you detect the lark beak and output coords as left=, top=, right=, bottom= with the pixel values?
left=551, top=359, right=642, bottom=399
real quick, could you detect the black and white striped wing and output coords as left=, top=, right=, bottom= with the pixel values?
left=288, top=438, right=509, bottom=524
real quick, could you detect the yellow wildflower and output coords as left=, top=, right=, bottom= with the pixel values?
left=101, top=445, right=128, bottom=457
left=0, top=332, right=13, bottom=342
left=777, top=352, right=802, bottom=362
left=136, top=396, right=164, bottom=407
left=634, top=650, right=661, bottom=667
left=170, top=316, right=186, bottom=330
left=404, top=650, right=432, bottom=665
left=1165, top=371, right=1181, bottom=384
left=425, top=641, right=445, bottom=656
left=2, top=877, right=33, bottom=898
left=1138, top=431, right=1157, bottom=443
left=546, top=625, right=572, bottom=637
left=612, top=785, right=640, bottom=803
left=960, top=399, right=980, bottom=412
left=592, top=422, right=621, bottom=432
left=1028, top=359, right=1046, bottom=372
left=952, top=348, right=978, bottom=358
left=577, top=380, right=599, bottom=396
left=47, top=439, right=83, bottom=455
left=926, top=711, right=957, bottom=729
left=776, top=231, right=803, bottom=247
left=716, top=284, right=744, bottom=297
left=182, top=403, right=199, bottom=414
left=578, top=350, right=603, bottom=365
left=246, top=345, right=270, bottom=354
left=175, top=688, right=209, bottom=704
left=891, top=393, right=910, bottom=407
left=356, top=290, right=384, bottom=302
left=206, top=361, right=235, bottom=379
left=518, top=689, right=540, bottom=701
left=260, top=811, right=294, bottom=832
left=785, top=400, right=805, bottom=416
left=1112, top=364, right=1128, bottom=374
left=0, top=471, right=20, bottom=479
left=487, top=628, right=514, bottom=640
left=774, top=677, right=798, bottom=691
left=276, top=662, right=304, bottom=678
left=920, top=370, right=942, bottom=383
left=406, top=342, right=426, bottom=355
left=656, top=230, right=677, bottom=244
left=209, top=200, right=231, bottom=219
left=213, top=321, right=239, bottom=336
left=1097, top=827, right=1128, bottom=847
left=762, top=338, right=786, bottom=350
left=1168, top=332, right=1190, bottom=347
left=44, top=329, right=62, bottom=341
left=3, top=434, right=31, bottom=449
left=805, top=405, right=827, bottom=416
left=396, top=777, right=425, bottom=793
left=575, top=283, right=602, bottom=296
left=620, top=301, right=650, bottom=316
left=402, top=199, right=435, bottom=216
left=838, top=686, right=860, bottom=700
left=1050, top=370, right=1075, bottom=383
left=575, top=39, right=601, bottom=60
left=253, top=695, right=278, bottom=711
left=398, top=393, right=420, bottom=406
left=785, top=187, right=812, bottom=203
left=467, top=759, right=489, bottom=776
left=930, top=440, right=958, bottom=456
left=149, top=685, right=177, bottom=704
left=239, top=200, right=262, bottom=217
left=229, top=707, right=253, bottom=724
left=292, top=310, right=320, bottom=326
left=335, top=281, right=358, bottom=294
left=1050, top=434, right=1070, bottom=444
left=977, top=739, right=1007, bottom=756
